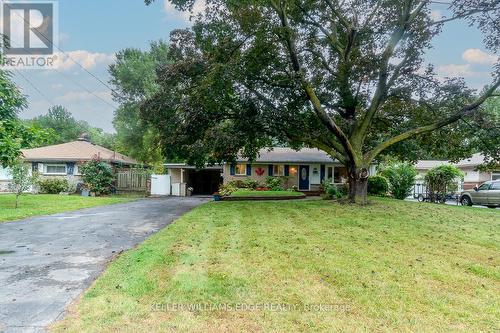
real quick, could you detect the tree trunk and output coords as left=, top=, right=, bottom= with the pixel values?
left=15, top=194, right=20, bottom=209
left=348, top=168, right=369, bottom=204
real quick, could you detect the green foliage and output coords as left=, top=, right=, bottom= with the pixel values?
left=109, top=41, right=170, bottom=164
left=241, top=178, right=259, bottom=189
left=265, top=177, right=284, bottom=191
left=380, top=162, right=417, bottom=200
left=8, top=159, right=37, bottom=208
left=368, top=176, right=389, bottom=196
left=80, top=159, right=115, bottom=196
left=27, top=105, right=116, bottom=149
left=321, top=179, right=343, bottom=200
left=37, top=178, right=69, bottom=194
left=218, top=183, right=237, bottom=196
left=424, top=165, right=463, bottom=203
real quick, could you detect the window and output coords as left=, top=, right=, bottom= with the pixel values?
left=327, top=166, right=334, bottom=181
left=334, top=167, right=348, bottom=183
left=478, top=183, right=491, bottom=191
left=45, top=164, right=66, bottom=175
left=273, top=165, right=285, bottom=176
left=235, top=164, right=247, bottom=176
left=492, top=172, right=500, bottom=181
left=491, top=182, right=500, bottom=190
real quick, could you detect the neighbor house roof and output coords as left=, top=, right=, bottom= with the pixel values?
left=236, top=147, right=338, bottom=163
left=21, top=139, right=139, bottom=165
left=416, top=153, right=487, bottom=170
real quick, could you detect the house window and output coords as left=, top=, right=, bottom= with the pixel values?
left=273, top=165, right=285, bottom=176
left=334, top=167, right=348, bottom=183
left=327, top=166, right=334, bottom=181
left=45, top=164, right=67, bottom=175
left=235, top=164, right=247, bottom=176
left=492, top=172, right=500, bottom=181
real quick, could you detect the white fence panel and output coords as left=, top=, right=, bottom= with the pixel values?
left=151, top=175, right=171, bottom=196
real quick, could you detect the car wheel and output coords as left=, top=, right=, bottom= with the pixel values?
left=417, top=194, right=425, bottom=202
left=460, top=196, right=472, bottom=206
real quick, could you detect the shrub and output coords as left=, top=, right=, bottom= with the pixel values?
left=368, top=175, right=389, bottom=196
left=380, top=162, right=417, bottom=200
left=265, top=176, right=284, bottom=191
left=219, top=183, right=237, bottom=196
left=37, top=178, right=69, bottom=194
left=80, top=159, right=115, bottom=196
left=424, top=164, right=463, bottom=203
left=321, top=179, right=343, bottom=200
left=241, top=178, right=259, bottom=189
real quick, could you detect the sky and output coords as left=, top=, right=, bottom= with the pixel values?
left=8, top=0, right=499, bottom=133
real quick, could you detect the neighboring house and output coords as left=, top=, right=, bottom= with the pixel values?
left=415, top=153, right=500, bottom=190
left=20, top=135, right=139, bottom=187
left=0, top=167, right=12, bottom=192
left=165, top=147, right=377, bottom=196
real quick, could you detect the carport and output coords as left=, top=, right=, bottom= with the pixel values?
left=165, top=164, right=223, bottom=196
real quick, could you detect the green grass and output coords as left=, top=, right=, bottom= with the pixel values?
left=0, top=194, right=140, bottom=223
left=53, top=198, right=500, bottom=332
left=230, top=189, right=304, bottom=197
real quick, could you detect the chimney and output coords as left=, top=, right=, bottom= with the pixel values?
left=78, top=133, right=91, bottom=142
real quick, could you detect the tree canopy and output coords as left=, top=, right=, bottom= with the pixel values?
left=143, top=0, right=500, bottom=202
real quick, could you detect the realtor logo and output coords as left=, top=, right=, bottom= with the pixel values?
left=1, top=0, right=59, bottom=69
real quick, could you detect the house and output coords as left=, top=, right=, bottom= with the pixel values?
left=165, top=147, right=377, bottom=196
left=415, top=153, right=500, bottom=190
left=21, top=135, right=139, bottom=186
left=0, top=167, right=12, bottom=192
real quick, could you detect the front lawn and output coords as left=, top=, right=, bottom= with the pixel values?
left=230, top=189, right=304, bottom=197
left=0, top=194, right=140, bottom=223
left=53, top=198, right=499, bottom=332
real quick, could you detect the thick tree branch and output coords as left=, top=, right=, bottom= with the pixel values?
left=365, top=79, right=500, bottom=163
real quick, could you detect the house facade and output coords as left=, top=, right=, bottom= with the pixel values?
left=415, top=153, right=500, bottom=190
left=165, top=148, right=376, bottom=196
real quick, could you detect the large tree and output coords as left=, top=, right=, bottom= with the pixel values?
left=143, top=0, right=500, bottom=203
left=109, top=41, right=171, bottom=167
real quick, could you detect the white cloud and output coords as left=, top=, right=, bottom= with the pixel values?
left=436, top=64, right=474, bottom=77
left=55, top=50, right=115, bottom=71
left=163, top=0, right=205, bottom=21
left=462, top=48, right=498, bottom=65
left=430, top=10, right=443, bottom=21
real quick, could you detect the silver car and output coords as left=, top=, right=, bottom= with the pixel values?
left=460, top=180, right=500, bottom=208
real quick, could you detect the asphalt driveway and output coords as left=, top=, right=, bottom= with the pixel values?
left=0, top=197, right=209, bottom=333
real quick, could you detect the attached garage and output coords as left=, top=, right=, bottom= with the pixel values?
left=165, top=164, right=223, bottom=196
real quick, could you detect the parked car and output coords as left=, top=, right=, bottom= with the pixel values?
left=459, top=180, right=500, bottom=208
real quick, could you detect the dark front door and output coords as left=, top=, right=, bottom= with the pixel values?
left=299, top=165, right=310, bottom=191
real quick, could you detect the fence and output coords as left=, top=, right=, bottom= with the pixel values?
left=116, top=171, right=149, bottom=193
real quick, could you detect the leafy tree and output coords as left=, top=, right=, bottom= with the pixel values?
left=109, top=41, right=170, bottom=167
left=80, top=159, right=115, bottom=196
left=380, top=162, right=417, bottom=200
left=143, top=0, right=499, bottom=204
left=0, top=70, right=48, bottom=167
left=8, top=159, right=37, bottom=208
left=28, top=105, right=116, bottom=149
left=424, top=165, right=463, bottom=203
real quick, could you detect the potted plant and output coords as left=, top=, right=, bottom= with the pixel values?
left=213, top=192, right=221, bottom=201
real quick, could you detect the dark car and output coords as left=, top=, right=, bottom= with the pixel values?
left=460, top=180, right=500, bottom=208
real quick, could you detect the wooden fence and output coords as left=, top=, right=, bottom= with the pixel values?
left=116, top=171, right=149, bottom=193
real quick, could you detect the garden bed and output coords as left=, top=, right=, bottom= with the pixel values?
left=223, top=189, right=306, bottom=201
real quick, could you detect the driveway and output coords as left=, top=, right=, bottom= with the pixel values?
left=0, top=197, right=209, bottom=333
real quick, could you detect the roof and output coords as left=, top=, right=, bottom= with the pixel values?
left=237, top=147, right=338, bottom=163
left=21, top=140, right=139, bottom=165
left=416, top=153, right=486, bottom=170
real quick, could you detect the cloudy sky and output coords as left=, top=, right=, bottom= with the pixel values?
left=10, top=0, right=499, bottom=133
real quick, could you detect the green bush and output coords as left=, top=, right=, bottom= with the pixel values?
left=368, top=175, right=389, bottom=196
left=321, top=179, right=343, bottom=200
left=424, top=164, right=463, bottom=203
left=380, top=162, right=417, bottom=200
left=265, top=176, right=284, bottom=191
left=37, top=178, right=69, bottom=194
left=80, top=159, right=115, bottom=196
left=241, top=178, right=259, bottom=189
left=219, top=183, right=238, bottom=196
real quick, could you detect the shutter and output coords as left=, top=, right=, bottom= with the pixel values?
left=67, top=162, right=75, bottom=175
left=246, top=164, right=252, bottom=176
left=230, top=164, right=235, bottom=176
left=284, top=165, right=290, bottom=177
left=320, top=165, right=326, bottom=182
left=268, top=165, right=274, bottom=176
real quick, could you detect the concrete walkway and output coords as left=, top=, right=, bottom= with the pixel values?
left=0, top=197, right=209, bottom=333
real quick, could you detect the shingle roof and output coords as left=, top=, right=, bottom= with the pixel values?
left=21, top=140, right=139, bottom=165
left=237, top=147, right=338, bottom=163
left=415, top=153, right=486, bottom=170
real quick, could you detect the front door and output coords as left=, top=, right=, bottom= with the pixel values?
left=299, top=165, right=310, bottom=191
